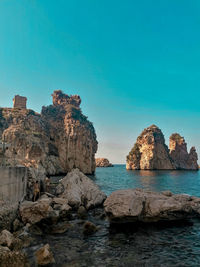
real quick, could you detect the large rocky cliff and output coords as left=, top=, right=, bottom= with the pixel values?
left=126, top=125, right=198, bottom=170
left=0, top=90, right=97, bottom=175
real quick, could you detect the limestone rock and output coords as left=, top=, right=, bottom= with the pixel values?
left=35, top=244, right=55, bottom=266
left=56, top=168, right=106, bottom=209
left=83, top=221, right=98, bottom=235
left=169, top=133, right=198, bottom=170
left=19, top=199, right=54, bottom=224
left=95, top=158, right=113, bottom=167
left=0, top=90, right=97, bottom=175
left=0, top=246, right=29, bottom=267
left=126, top=125, right=175, bottom=170
left=104, top=188, right=200, bottom=224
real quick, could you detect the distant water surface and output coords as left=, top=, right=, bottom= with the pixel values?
left=91, top=164, right=200, bottom=197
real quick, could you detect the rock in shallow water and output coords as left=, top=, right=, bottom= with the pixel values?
left=104, top=188, right=200, bottom=224
left=56, top=168, right=107, bottom=209
left=35, top=244, right=55, bottom=266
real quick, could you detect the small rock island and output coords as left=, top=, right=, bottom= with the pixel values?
left=95, top=158, right=113, bottom=167
left=126, top=125, right=198, bottom=170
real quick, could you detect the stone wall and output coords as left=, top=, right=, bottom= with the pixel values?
left=0, top=167, right=27, bottom=204
left=13, top=95, right=27, bottom=109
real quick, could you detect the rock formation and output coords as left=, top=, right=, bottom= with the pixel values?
left=56, top=168, right=106, bottom=209
left=0, top=90, right=97, bottom=175
left=95, top=158, right=113, bottom=167
left=126, top=125, right=198, bottom=170
left=169, top=133, right=198, bottom=170
left=104, top=188, right=200, bottom=224
left=126, top=125, right=175, bottom=170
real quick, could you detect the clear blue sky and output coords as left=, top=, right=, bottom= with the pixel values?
left=0, top=0, right=199, bottom=163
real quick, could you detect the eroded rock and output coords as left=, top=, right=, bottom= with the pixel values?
left=35, top=244, right=55, bottom=266
left=56, top=168, right=107, bottom=209
left=104, top=188, right=200, bottom=224
left=95, top=158, right=113, bottom=167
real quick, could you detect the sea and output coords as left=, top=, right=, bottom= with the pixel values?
left=38, top=165, right=200, bottom=266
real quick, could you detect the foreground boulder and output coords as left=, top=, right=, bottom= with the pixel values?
left=104, top=188, right=200, bottom=224
left=56, top=168, right=106, bottom=209
left=95, top=158, right=113, bottom=167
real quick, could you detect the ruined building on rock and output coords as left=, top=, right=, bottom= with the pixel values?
left=13, top=95, right=27, bottom=109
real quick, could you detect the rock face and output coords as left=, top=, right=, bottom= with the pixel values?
left=56, top=168, right=106, bottom=209
left=104, top=188, right=200, bottom=224
left=0, top=90, right=97, bottom=175
left=126, top=125, right=175, bottom=170
left=95, top=158, right=113, bottom=167
left=126, top=125, right=198, bottom=170
left=169, top=133, right=198, bottom=170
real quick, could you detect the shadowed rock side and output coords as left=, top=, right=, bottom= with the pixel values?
left=0, top=90, right=97, bottom=175
left=126, top=125, right=175, bottom=170
left=95, top=158, right=113, bottom=167
left=104, top=188, right=200, bottom=224
left=126, top=125, right=198, bottom=170
left=169, top=133, right=198, bottom=170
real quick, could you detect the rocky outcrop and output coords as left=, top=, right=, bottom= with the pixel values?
left=126, top=125, right=175, bottom=170
left=0, top=90, right=97, bottom=175
left=104, top=188, right=200, bottom=224
left=56, top=168, right=106, bottom=209
left=126, top=125, right=198, bottom=170
left=169, top=133, right=198, bottom=170
left=95, top=158, right=113, bottom=167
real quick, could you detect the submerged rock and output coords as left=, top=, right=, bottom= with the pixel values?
left=95, top=158, right=113, bottom=167
left=56, top=168, right=107, bottom=209
left=104, top=188, right=200, bottom=224
left=35, top=244, right=55, bottom=266
left=169, top=133, right=198, bottom=170
left=126, top=125, right=175, bottom=170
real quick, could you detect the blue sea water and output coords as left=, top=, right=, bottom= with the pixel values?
left=45, top=166, right=200, bottom=266
left=92, top=164, right=200, bottom=197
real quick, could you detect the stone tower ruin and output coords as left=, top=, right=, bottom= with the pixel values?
left=13, top=95, right=27, bottom=109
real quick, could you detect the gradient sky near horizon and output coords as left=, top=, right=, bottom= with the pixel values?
left=0, top=0, right=199, bottom=163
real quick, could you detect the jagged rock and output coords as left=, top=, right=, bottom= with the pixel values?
left=0, top=90, right=97, bottom=175
left=95, top=158, right=113, bottom=167
left=56, top=168, right=107, bottom=209
left=19, top=199, right=54, bottom=225
left=35, top=244, right=55, bottom=266
left=126, top=125, right=175, bottom=170
left=169, top=133, right=198, bottom=170
left=104, top=188, right=200, bottom=224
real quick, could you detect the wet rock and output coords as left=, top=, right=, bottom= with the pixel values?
left=12, top=219, right=23, bottom=232
left=46, top=221, right=72, bottom=234
left=77, top=206, right=87, bottom=219
left=35, top=244, right=55, bottom=266
left=104, top=188, right=200, bottom=224
left=83, top=221, right=98, bottom=235
left=56, top=168, right=107, bottom=209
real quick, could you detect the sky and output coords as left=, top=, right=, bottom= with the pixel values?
left=0, top=0, right=199, bottom=163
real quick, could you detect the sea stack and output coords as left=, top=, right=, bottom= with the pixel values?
left=126, top=125, right=198, bottom=170
left=0, top=90, right=97, bottom=175
left=95, top=158, right=113, bottom=167
left=169, top=133, right=198, bottom=170
left=126, top=125, right=175, bottom=170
